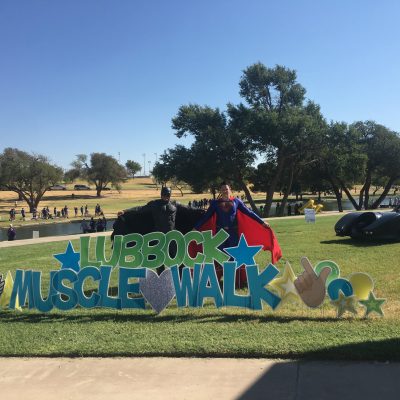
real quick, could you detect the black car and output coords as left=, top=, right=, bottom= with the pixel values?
left=334, top=206, right=400, bottom=240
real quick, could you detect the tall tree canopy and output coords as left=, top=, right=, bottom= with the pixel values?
left=154, top=63, right=400, bottom=213
left=0, top=148, right=63, bottom=211
left=125, top=160, right=141, bottom=178
left=342, top=121, right=400, bottom=209
left=68, top=153, right=127, bottom=197
left=315, top=122, right=366, bottom=212
left=171, top=104, right=258, bottom=205
left=239, top=63, right=326, bottom=216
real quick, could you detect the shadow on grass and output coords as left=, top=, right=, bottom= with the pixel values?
left=297, top=338, right=400, bottom=361
left=0, top=309, right=344, bottom=324
left=0, top=336, right=398, bottom=362
left=42, top=194, right=100, bottom=201
left=320, top=238, right=398, bottom=247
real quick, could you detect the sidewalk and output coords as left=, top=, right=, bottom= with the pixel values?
left=0, top=230, right=111, bottom=248
left=0, top=357, right=399, bottom=400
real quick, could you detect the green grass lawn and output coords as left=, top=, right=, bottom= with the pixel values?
left=0, top=215, right=399, bottom=360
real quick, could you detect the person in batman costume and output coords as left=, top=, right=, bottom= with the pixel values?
left=113, top=186, right=204, bottom=237
left=112, top=187, right=205, bottom=274
left=140, top=186, right=177, bottom=234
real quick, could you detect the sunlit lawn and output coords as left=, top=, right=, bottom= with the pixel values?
left=0, top=215, right=399, bottom=360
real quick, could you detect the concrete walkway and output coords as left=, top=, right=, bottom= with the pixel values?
left=0, top=230, right=111, bottom=248
left=0, top=357, right=399, bottom=400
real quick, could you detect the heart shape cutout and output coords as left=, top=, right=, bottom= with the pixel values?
left=139, top=268, right=175, bottom=314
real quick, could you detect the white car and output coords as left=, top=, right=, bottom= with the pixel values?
left=74, top=184, right=91, bottom=190
left=49, top=184, right=67, bottom=190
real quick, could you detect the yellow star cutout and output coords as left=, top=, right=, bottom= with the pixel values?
left=331, top=292, right=358, bottom=318
left=269, top=262, right=300, bottom=303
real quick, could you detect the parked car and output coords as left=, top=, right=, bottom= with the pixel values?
left=49, top=184, right=67, bottom=190
left=334, top=206, right=400, bottom=241
left=74, top=184, right=91, bottom=190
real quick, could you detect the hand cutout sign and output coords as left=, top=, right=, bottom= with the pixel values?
left=294, top=257, right=331, bottom=308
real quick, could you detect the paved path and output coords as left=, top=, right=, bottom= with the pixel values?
left=0, top=230, right=111, bottom=248
left=1, top=357, right=399, bottom=400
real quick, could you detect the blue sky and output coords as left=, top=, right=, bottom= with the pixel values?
left=1, top=1, right=400, bottom=172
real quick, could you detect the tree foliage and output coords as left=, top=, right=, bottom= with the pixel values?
left=238, top=63, right=327, bottom=216
left=125, top=160, right=141, bottom=178
left=0, top=148, right=63, bottom=211
left=68, top=153, right=127, bottom=197
left=348, top=121, right=400, bottom=209
left=170, top=104, right=258, bottom=204
left=149, top=63, right=400, bottom=213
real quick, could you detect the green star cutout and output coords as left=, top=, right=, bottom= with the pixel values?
left=331, top=292, right=358, bottom=318
left=359, top=291, right=385, bottom=317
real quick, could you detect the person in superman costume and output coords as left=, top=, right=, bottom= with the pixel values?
left=193, top=183, right=282, bottom=287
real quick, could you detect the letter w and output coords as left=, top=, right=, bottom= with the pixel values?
left=171, top=264, right=201, bottom=307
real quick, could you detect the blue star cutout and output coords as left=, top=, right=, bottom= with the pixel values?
left=224, top=234, right=263, bottom=266
left=54, top=241, right=80, bottom=272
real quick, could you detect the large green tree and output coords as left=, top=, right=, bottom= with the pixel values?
left=125, top=160, right=141, bottom=178
left=339, top=121, right=400, bottom=210
left=315, top=122, right=366, bottom=212
left=171, top=104, right=259, bottom=207
left=0, top=148, right=63, bottom=212
left=152, top=146, right=194, bottom=196
left=239, top=63, right=325, bottom=216
left=68, top=153, right=127, bottom=197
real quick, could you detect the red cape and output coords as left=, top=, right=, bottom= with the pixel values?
left=190, top=209, right=282, bottom=265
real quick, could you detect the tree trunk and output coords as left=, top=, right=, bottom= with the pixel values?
left=279, top=190, right=290, bottom=217
left=278, top=166, right=295, bottom=216
left=338, top=178, right=361, bottom=210
left=364, top=171, right=372, bottom=209
left=358, top=182, right=366, bottom=210
left=327, top=176, right=343, bottom=212
left=33, top=193, right=44, bottom=211
left=96, top=188, right=102, bottom=197
left=211, top=187, right=217, bottom=199
left=238, top=180, right=258, bottom=213
left=372, top=186, right=379, bottom=196
left=370, top=176, right=398, bottom=209
left=264, top=154, right=286, bottom=217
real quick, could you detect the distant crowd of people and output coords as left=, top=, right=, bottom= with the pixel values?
left=188, top=195, right=247, bottom=210
left=258, top=202, right=304, bottom=217
left=5, top=202, right=108, bottom=240
left=8, top=203, right=104, bottom=221
left=188, top=198, right=212, bottom=209
left=187, top=196, right=305, bottom=217
left=80, top=215, right=107, bottom=233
